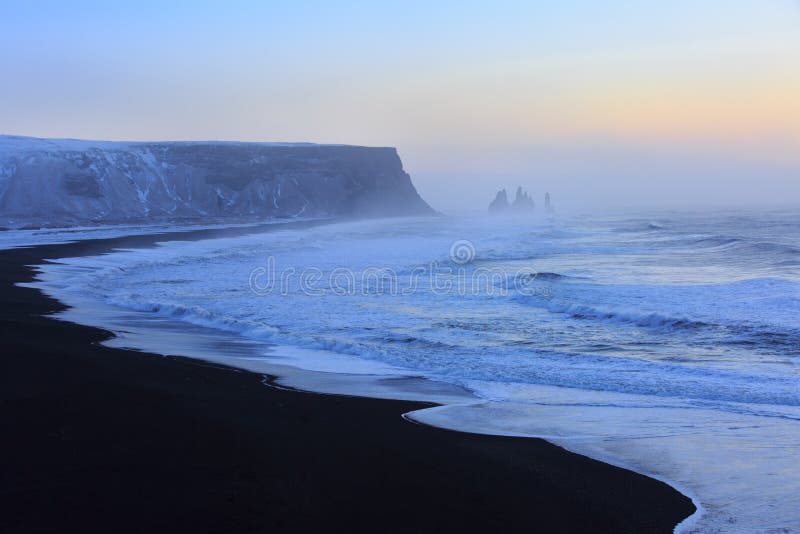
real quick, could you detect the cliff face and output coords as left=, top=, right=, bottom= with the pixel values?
left=0, top=136, right=434, bottom=227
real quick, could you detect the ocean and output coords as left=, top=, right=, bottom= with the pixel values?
left=26, top=208, right=800, bottom=533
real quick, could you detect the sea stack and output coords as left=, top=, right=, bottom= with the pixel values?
left=512, top=186, right=535, bottom=211
left=488, top=189, right=510, bottom=214
left=489, top=186, right=537, bottom=214
left=545, top=192, right=554, bottom=214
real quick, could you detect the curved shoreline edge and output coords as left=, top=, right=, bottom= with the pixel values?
left=399, top=409, right=704, bottom=534
left=0, top=221, right=696, bottom=533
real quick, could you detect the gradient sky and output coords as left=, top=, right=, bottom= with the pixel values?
left=1, top=1, right=798, bottom=211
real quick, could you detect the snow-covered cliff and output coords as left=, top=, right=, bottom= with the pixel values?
left=0, top=136, right=434, bottom=227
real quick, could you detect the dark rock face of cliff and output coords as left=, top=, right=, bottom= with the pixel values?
left=0, top=136, right=434, bottom=226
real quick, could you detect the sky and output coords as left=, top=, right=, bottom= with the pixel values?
left=1, top=0, right=798, bottom=211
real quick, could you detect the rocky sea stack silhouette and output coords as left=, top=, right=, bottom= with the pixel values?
left=512, top=186, right=534, bottom=211
left=488, top=189, right=510, bottom=214
left=488, top=186, right=540, bottom=214
left=545, top=192, right=555, bottom=214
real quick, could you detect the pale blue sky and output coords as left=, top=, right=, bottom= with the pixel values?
left=1, top=1, right=798, bottom=210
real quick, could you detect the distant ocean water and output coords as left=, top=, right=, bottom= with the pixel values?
left=27, top=208, right=800, bottom=533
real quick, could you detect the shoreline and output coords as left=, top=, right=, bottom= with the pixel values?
left=0, top=223, right=695, bottom=532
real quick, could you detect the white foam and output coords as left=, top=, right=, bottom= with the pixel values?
left=39, top=279, right=473, bottom=405
left=22, top=213, right=800, bottom=533
left=0, top=220, right=290, bottom=250
left=405, top=392, right=800, bottom=533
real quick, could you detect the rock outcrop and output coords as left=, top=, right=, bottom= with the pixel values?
left=0, top=136, right=435, bottom=227
left=488, top=189, right=510, bottom=214
left=489, top=186, right=536, bottom=214
left=544, top=192, right=555, bottom=214
left=512, top=186, right=535, bottom=211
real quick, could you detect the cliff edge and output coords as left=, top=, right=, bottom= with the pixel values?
left=0, top=136, right=435, bottom=227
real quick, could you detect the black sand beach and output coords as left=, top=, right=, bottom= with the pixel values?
left=0, top=225, right=695, bottom=533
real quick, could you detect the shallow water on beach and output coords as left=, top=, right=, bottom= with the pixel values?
left=24, top=208, right=800, bottom=533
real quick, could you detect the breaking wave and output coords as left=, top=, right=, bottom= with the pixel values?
left=518, top=297, right=709, bottom=331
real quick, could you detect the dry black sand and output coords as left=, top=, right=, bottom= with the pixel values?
left=0, top=224, right=695, bottom=533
